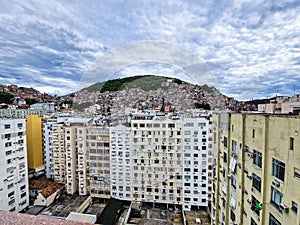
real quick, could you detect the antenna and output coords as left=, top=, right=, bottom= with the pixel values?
left=294, top=84, right=296, bottom=96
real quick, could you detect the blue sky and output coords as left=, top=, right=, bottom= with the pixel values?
left=0, top=0, right=299, bottom=100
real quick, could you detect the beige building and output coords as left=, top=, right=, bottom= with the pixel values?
left=52, top=123, right=66, bottom=184
left=211, top=112, right=300, bottom=225
left=56, top=118, right=110, bottom=199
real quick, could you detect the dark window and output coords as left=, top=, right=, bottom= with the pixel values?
left=290, top=137, right=294, bottom=150
left=252, top=129, right=255, bottom=138
left=269, top=213, right=281, bottom=225
left=291, top=201, right=298, bottom=213
left=230, top=210, right=235, bottom=221
left=250, top=218, right=257, bottom=225
left=251, top=196, right=261, bottom=216
left=272, top=158, right=285, bottom=181
left=253, top=150, right=262, bottom=168
left=252, top=173, right=261, bottom=192
left=224, top=137, right=228, bottom=148
left=223, top=152, right=227, bottom=163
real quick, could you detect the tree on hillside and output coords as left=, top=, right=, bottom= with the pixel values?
left=25, top=98, right=38, bottom=105
left=0, top=92, right=14, bottom=104
left=195, top=102, right=211, bottom=110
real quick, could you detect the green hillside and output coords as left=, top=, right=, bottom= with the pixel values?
left=83, top=75, right=169, bottom=93
left=81, top=75, right=219, bottom=95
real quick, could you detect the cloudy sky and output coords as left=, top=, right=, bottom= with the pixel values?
left=0, top=0, right=299, bottom=100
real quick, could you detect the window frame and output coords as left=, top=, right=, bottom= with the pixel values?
left=272, top=158, right=285, bottom=181
left=270, top=187, right=283, bottom=209
left=253, top=150, right=262, bottom=168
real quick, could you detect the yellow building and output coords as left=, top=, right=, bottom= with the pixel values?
left=210, top=113, right=300, bottom=225
left=26, top=114, right=44, bottom=172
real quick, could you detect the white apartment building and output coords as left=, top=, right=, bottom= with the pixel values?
left=121, top=114, right=210, bottom=211
left=182, top=118, right=209, bottom=210
left=110, top=125, right=132, bottom=201
left=0, top=119, right=29, bottom=212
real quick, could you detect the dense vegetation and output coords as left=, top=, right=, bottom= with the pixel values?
left=25, top=98, right=38, bottom=105
left=195, top=102, right=211, bottom=110
left=83, top=75, right=169, bottom=93
left=0, top=92, right=14, bottom=104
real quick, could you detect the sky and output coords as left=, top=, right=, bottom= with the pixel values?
left=0, top=0, right=299, bottom=100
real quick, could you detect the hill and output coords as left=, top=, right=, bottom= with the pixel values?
left=82, top=75, right=220, bottom=94
left=83, top=75, right=169, bottom=92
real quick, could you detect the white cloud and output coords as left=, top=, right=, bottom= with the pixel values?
left=0, top=0, right=299, bottom=100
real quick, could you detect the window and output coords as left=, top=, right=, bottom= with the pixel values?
left=271, top=187, right=283, bottom=209
left=185, top=122, right=194, bottom=127
left=253, top=150, right=262, bottom=168
left=224, top=137, right=228, bottom=148
left=252, top=129, right=255, bottom=138
left=291, top=201, right=298, bottom=213
left=272, top=158, right=285, bottom=181
left=252, top=173, right=261, bottom=192
left=230, top=210, right=236, bottom=222
left=250, top=218, right=257, bottom=225
left=198, top=122, right=206, bottom=127
left=290, top=137, right=294, bottom=150
left=232, top=140, right=237, bottom=154
left=5, top=142, right=12, bottom=147
left=4, top=124, right=10, bottom=129
left=251, top=196, right=261, bottom=216
left=231, top=176, right=236, bottom=189
left=269, top=213, right=281, bottom=225
left=168, top=123, right=175, bottom=128
left=223, top=152, right=227, bottom=163
left=294, top=168, right=300, bottom=179
left=17, top=123, right=23, bottom=128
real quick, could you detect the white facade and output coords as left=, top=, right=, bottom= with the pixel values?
left=0, top=119, right=29, bottom=212
left=109, top=116, right=210, bottom=211
left=182, top=118, right=209, bottom=210
left=110, top=125, right=132, bottom=201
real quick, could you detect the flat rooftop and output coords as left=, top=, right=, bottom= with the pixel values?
left=185, top=209, right=210, bottom=225
left=128, top=203, right=183, bottom=225
left=0, top=210, right=92, bottom=225
left=40, top=194, right=88, bottom=218
left=66, top=212, right=97, bottom=224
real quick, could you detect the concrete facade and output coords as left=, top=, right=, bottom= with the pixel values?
left=110, top=125, right=133, bottom=201
left=0, top=119, right=29, bottom=212
left=26, top=114, right=44, bottom=172
left=211, top=113, right=300, bottom=225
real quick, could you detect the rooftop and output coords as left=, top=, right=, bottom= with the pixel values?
left=0, top=211, right=92, bottom=225
left=29, top=176, right=62, bottom=198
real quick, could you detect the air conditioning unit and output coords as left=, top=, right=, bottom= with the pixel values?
left=272, top=180, right=280, bottom=187
left=279, top=203, right=289, bottom=213
left=247, top=199, right=251, bottom=204
left=247, top=174, right=252, bottom=179
left=232, top=152, right=237, bottom=158
left=227, top=174, right=232, bottom=178
left=247, top=153, right=253, bottom=158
